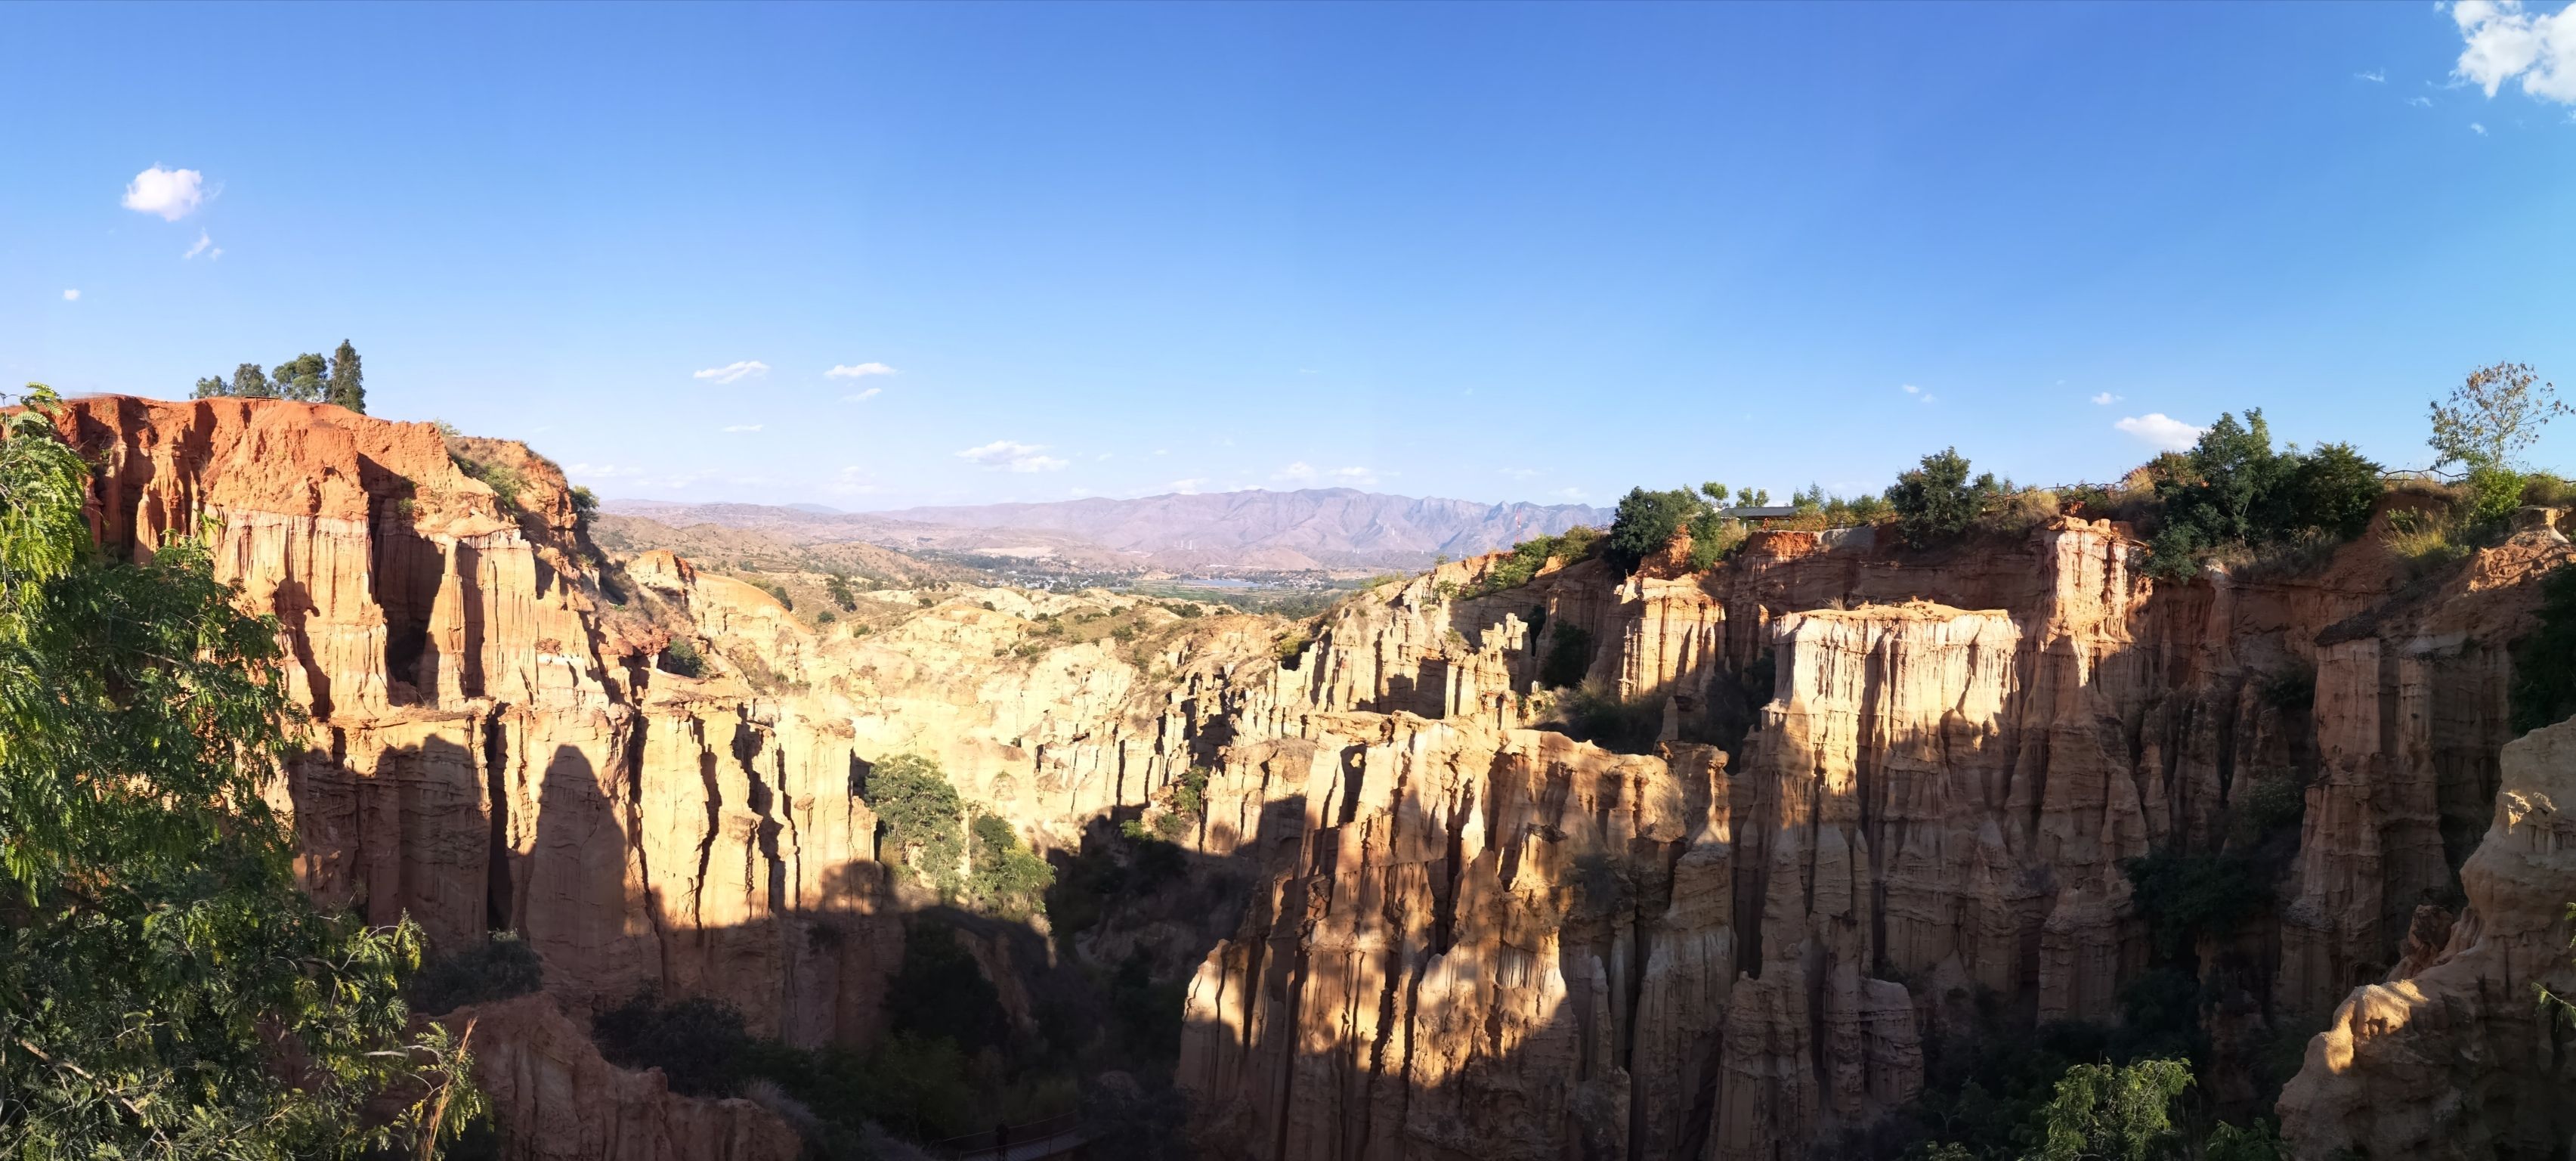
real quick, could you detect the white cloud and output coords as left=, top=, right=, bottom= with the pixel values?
left=827, top=362, right=898, bottom=379
left=2409, top=94, right=2437, bottom=106
left=183, top=231, right=215, bottom=260
left=2091, top=392, right=2123, bottom=405
left=1329, top=466, right=1380, bottom=486
left=122, top=166, right=204, bottom=220
left=1900, top=383, right=1921, bottom=394
left=2472, top=120, right=2491, bottom=133
left=693, top=360, right=770, bottom=384
left=1554, top=487, right=1588, bottom=500
left=60, top=289, right=78, bottom=302
left=842, top=387, right=882, bottom=402
left=1273, top=461, right=1317, bottom=482
left=1167, top=478, right=1207, bottom=494
left=2453, top=0, right=2576, bottom=104
left=1096, top=452, right=1114, bottom=461
left=2115, top=413, right=2206, bottom=452
left=957, top=440, right=1067, bottom=472
left=721, top=423, right=763, bottom=433
left=2357, top=69, right=2388, bottom=82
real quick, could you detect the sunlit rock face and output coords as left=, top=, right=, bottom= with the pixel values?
left=48, top=397, right=2576, bottom=1160
left=2277, top=714, right=2576, bottom=1159
left=1174, top=510, right=2571, bottom=1160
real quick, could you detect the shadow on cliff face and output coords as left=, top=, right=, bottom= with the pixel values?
left=1167, top=530, right=2482, bottom=1161
left=424, top=735, right=1257, bottom=1156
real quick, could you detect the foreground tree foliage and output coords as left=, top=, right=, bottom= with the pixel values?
left=0, top=388, right=477, bottom=1158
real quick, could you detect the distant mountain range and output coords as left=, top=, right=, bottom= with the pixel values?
left=602, top=488, right=1609, bottom=572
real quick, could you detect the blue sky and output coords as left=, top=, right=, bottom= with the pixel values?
left=5, top=2, right=2573, bottom=509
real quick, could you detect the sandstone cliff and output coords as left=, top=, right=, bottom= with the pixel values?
left=1170, top=513, right=2571, bottom=1160
left=48, top=397, right=2574, bottom=1160
left=43, top=396, right=1288, bottom=1143
left=2276, top=714, right=2576, bottom=1159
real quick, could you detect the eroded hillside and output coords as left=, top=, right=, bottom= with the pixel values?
left=42, top=395, right=2576, bottom=1161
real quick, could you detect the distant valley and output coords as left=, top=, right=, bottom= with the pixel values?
left=601, top=487, right=1610, bottom=575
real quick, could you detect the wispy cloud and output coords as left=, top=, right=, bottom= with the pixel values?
left=842, top=387, right=882, bottom=402
left=1329, top=466, right=1380, bottom=486
left=2091, top=392, right=2122, bottom=406
left=122, top=166, right=204, bottom=220
left=1901, top=382, right=1937, bottom=404
left=721, top=423, right=763, bottom=433
left=1273, top=462, right=1316, bottom=482
left=694, top=361, right=770, bottom=385
left=60, top=289, right=78, bottom=302
left=2409, top=94, right=2436, bottom=107
left=2453, top=0, right=2576, bottom=105
left=1498, top=467, right=1540, bottom=480
left=826, top=362, right=898, bottom=379
left=2356, top=69, right=2387, bottom=83
left=183, top=230, right=220, bottom=260
left=2472, top=121, right=2491, bottom=134
left=2115, top=413, right=2206, bottom=452
left=957, top=440, right=1068, bottom=472
left=1554, top=487, right=1588, bottom=500
left=1167, top=478, right=1207, bottom=494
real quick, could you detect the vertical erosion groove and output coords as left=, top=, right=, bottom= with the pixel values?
left=484, top=707, right=513, bottom=932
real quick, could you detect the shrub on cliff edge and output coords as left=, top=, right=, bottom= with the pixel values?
left=1887, top=447, right=1999, bottom=548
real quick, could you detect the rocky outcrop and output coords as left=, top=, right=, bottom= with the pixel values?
left=452, top=993, right=802, bottom=1161
left=2276, top=716, right=2576, bottom=1158
left=42, top=396, right=1291, bottom=1138
left=48, top=397, right=2575, bottom=1160
left=1175, top=512, right=2572, bottom=1160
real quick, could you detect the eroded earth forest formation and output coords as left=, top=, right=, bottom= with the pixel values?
left=23, top=393, right=2576, bottom=1160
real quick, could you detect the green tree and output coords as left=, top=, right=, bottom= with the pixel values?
left=1887, top=447, right=1996, bottom=548
left=867, top=753, right=966, bottom=892
left=826, top=574, right=858, bottom=611
left=191, top=373, right=230, bottom=399
left=1604, top=487, right=1707, bottom=574
left=2429, top=361, right=2566, bottom=474
left=2032, top=1057, right=2192, bottom=1161
left=326, top=340, right=365, bottom=413
left=2147, top=412, right=2382, bottom=578
left=964, top=812, right=1053, bottom=919
left=229, top=361, right=274, bottom=398
left=0, top=387, right=481, bottom=1158
left=271, top=353, right=329, bottom=403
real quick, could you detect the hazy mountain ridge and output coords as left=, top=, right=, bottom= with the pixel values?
left=601, top=488, right=1610, bottom=571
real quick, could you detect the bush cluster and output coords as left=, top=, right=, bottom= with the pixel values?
left=589, top=921, right=1075, bottom=1157
left=406, top=930, right=545, bottom=1015
left=2142, top=410, right=2383, bottom=579
left=1467, top=526, right=1602, bottom=596
left=867, top=753, right=1054, bottom=918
